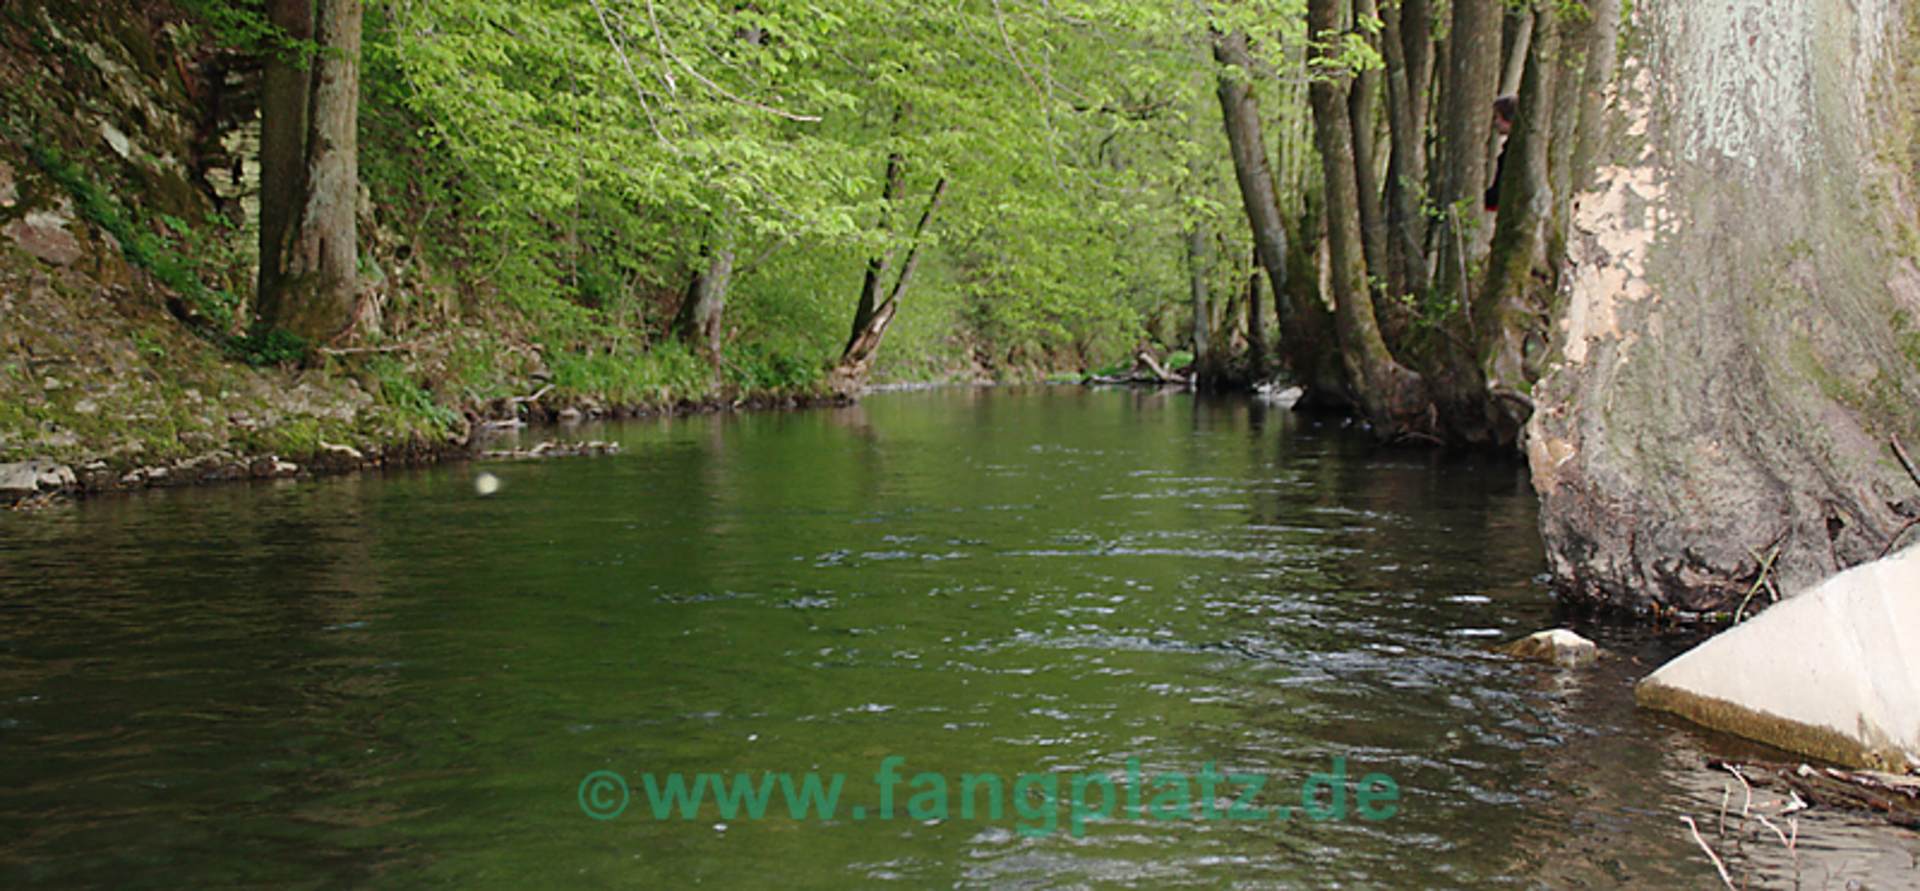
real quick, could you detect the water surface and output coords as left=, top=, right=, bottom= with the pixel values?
left=1, top=387, right=1914, bottom=888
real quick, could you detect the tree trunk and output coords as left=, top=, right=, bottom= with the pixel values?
left=1350, top=0, right=1388, bottom=297
left=1431, top=0, right=1501, bottom=301
left=1213, top=30, right=1342, bottom=398
left=1473, top=5, right=1560, bottom=445
left=848, top=151, right=905, bottom=347
left=675, top=242, right=734, bottom=362
left=1529, top=0, right=1920, bottom=612
left=257, top=0, right=361, bottom=344
left=1308, top=0, right=1430, bottom=435
left=832, top=178, right=947, bottom=395
left=1187, top=223, right=1212, bottom=385
left=257, top=0, right=312, bottom=311
left=1380, top=0, right=1430, bottom=298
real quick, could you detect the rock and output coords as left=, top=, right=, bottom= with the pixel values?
left=4, top=211, right=84, bottom=266
left=1637, top=546, right=1920, bottom=771
left=100, top=120, right=132, bottom=160
left=1499, top=629, right=1599, bottom=668
left=0, top=161, right=16, bottom=208
left=557, top=407, right=584, bottom=424
left=0, top=460, right=76, bottom=497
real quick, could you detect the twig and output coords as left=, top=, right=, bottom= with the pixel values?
left=1892, top=434, right=1920, bottom=491
left=586, top=0, right=672, bottom=148
left=509, top=384, right=553, bottom=405
left=317, top=343, right=417, bottom=356
left=1879, top=515, right=1920, bottom=559
left=1682, top=816, right=1737, bottom=889
left=1733, top=545, right=1780, bottom=623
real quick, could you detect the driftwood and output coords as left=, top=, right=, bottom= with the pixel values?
left=1708, top=758, right=1920, bottom=829
left=1085, top=351, right=1193, bottom=387
left=479, top=440, right=622, bottom=461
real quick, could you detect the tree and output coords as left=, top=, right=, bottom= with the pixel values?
left=257, top=0, right=363, bottom=344
left=1529, top=0, right=1920, bottom=611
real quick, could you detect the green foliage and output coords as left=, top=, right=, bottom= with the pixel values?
left=368, top=356, right=461, bottom=430
left=227, top=329, right=309, bottom=367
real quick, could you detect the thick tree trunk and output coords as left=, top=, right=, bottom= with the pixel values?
left=257, top=0, right=312, bottom=309
left=1529, top=0, right=1920, bottom=612
left=1308, top=0, right=1430, bottom=435
left=1212, top=31, right=1343, bottom=398
left=258, top=0, right=361, bottom=344
left=675, top=243, right=734, bottom=362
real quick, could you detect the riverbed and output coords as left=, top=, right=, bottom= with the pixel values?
left=1, top=387, right=1912, bottom=887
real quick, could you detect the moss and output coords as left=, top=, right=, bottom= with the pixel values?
left=1636, top=679, right=1906, bottom=770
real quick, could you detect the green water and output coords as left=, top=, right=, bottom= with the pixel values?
left=1, top=388, right=1914, bottom=888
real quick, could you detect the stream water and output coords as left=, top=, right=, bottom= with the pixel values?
left=1, top=387, right=1914, bottom=888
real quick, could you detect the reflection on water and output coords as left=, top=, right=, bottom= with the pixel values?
left=0, top=387, right=1913, bottom=888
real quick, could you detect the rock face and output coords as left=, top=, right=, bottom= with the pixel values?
left=1636, top=546, right=1920, bottom=771
left=1528, top=0, right=1920, bottom=612
left=1499, top=629, right=1599, bottom=668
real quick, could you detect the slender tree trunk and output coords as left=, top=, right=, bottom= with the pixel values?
left=1530, top=0, right=1920, bottom=611
left=1474, top=6, right=1560, bottom=445
left=1308, top=0, right=1430, bottom=435
left=1187, top=223, right=1212, bottom=385
left=848, top=151, right=905, bottom=346
left=1212, top=30, right=1342, bottom=397
left=1432, top=0, right=1501, bottom=301
left=1350, top=0, right=1388, bottom=298
left=258, top=0, right=361, bottom=344
left=1380, top=0, right=1430, bottom=298
left=833, top=178, right=947, bottom=394
left=1422, top=0, right=1504, bottom=444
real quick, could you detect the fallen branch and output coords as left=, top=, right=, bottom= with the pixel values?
left=1681, top=816, right=1736, bottom=889
left=1892, top=434, right=1920, bottom=491
left=317, top=343, right=418, bottom=356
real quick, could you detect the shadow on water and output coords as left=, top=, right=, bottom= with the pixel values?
left=0, top=386, right=1913, bottom=888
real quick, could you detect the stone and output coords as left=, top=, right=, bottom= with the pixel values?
left=0, top=161, right=16, bottom=208
left=4, top=211, right=84, bottom=266
left=1499, top=629, right=1599, bottom=668
left=557, top=407, right=584, bottom=424
left=0, top=460, right=76, bottom=497
left=1637, top=546, right=1920, bottom=771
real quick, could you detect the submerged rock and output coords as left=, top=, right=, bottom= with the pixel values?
left=1499, top=629, right=1599, bottom=668
left=1637, top=546, right=1920, bottom=771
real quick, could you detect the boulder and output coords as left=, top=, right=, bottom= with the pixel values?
left=0, top=460, right=77, bottom=498
left=1636, top=546, right=1920, bottom=771
left=3, top=211, right=84, bottom=266
left=1499, top=629, right=1599, bottom=668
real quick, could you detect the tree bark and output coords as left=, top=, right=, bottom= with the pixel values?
left=848, top=151, right=905, bottom=347
left=1308, top=0, right=1430, bottom=434
left=1529, top=0, right=1920, bottom=612
left=832, top=178, right=947, bottom=394
left=1474, top=5, right=1560, bottom=445
left=1349, top=0, right=1388, bottom=297
left=1380, top=0, right=1430, bottom=298
left=257, top=0, right=361, bottom=344
left=675, top=241, right=734, bottom=362
left=1212, top=30, right=1343, bottom=398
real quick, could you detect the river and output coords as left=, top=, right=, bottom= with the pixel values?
left=1, top=387, right=1912, bottom=887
